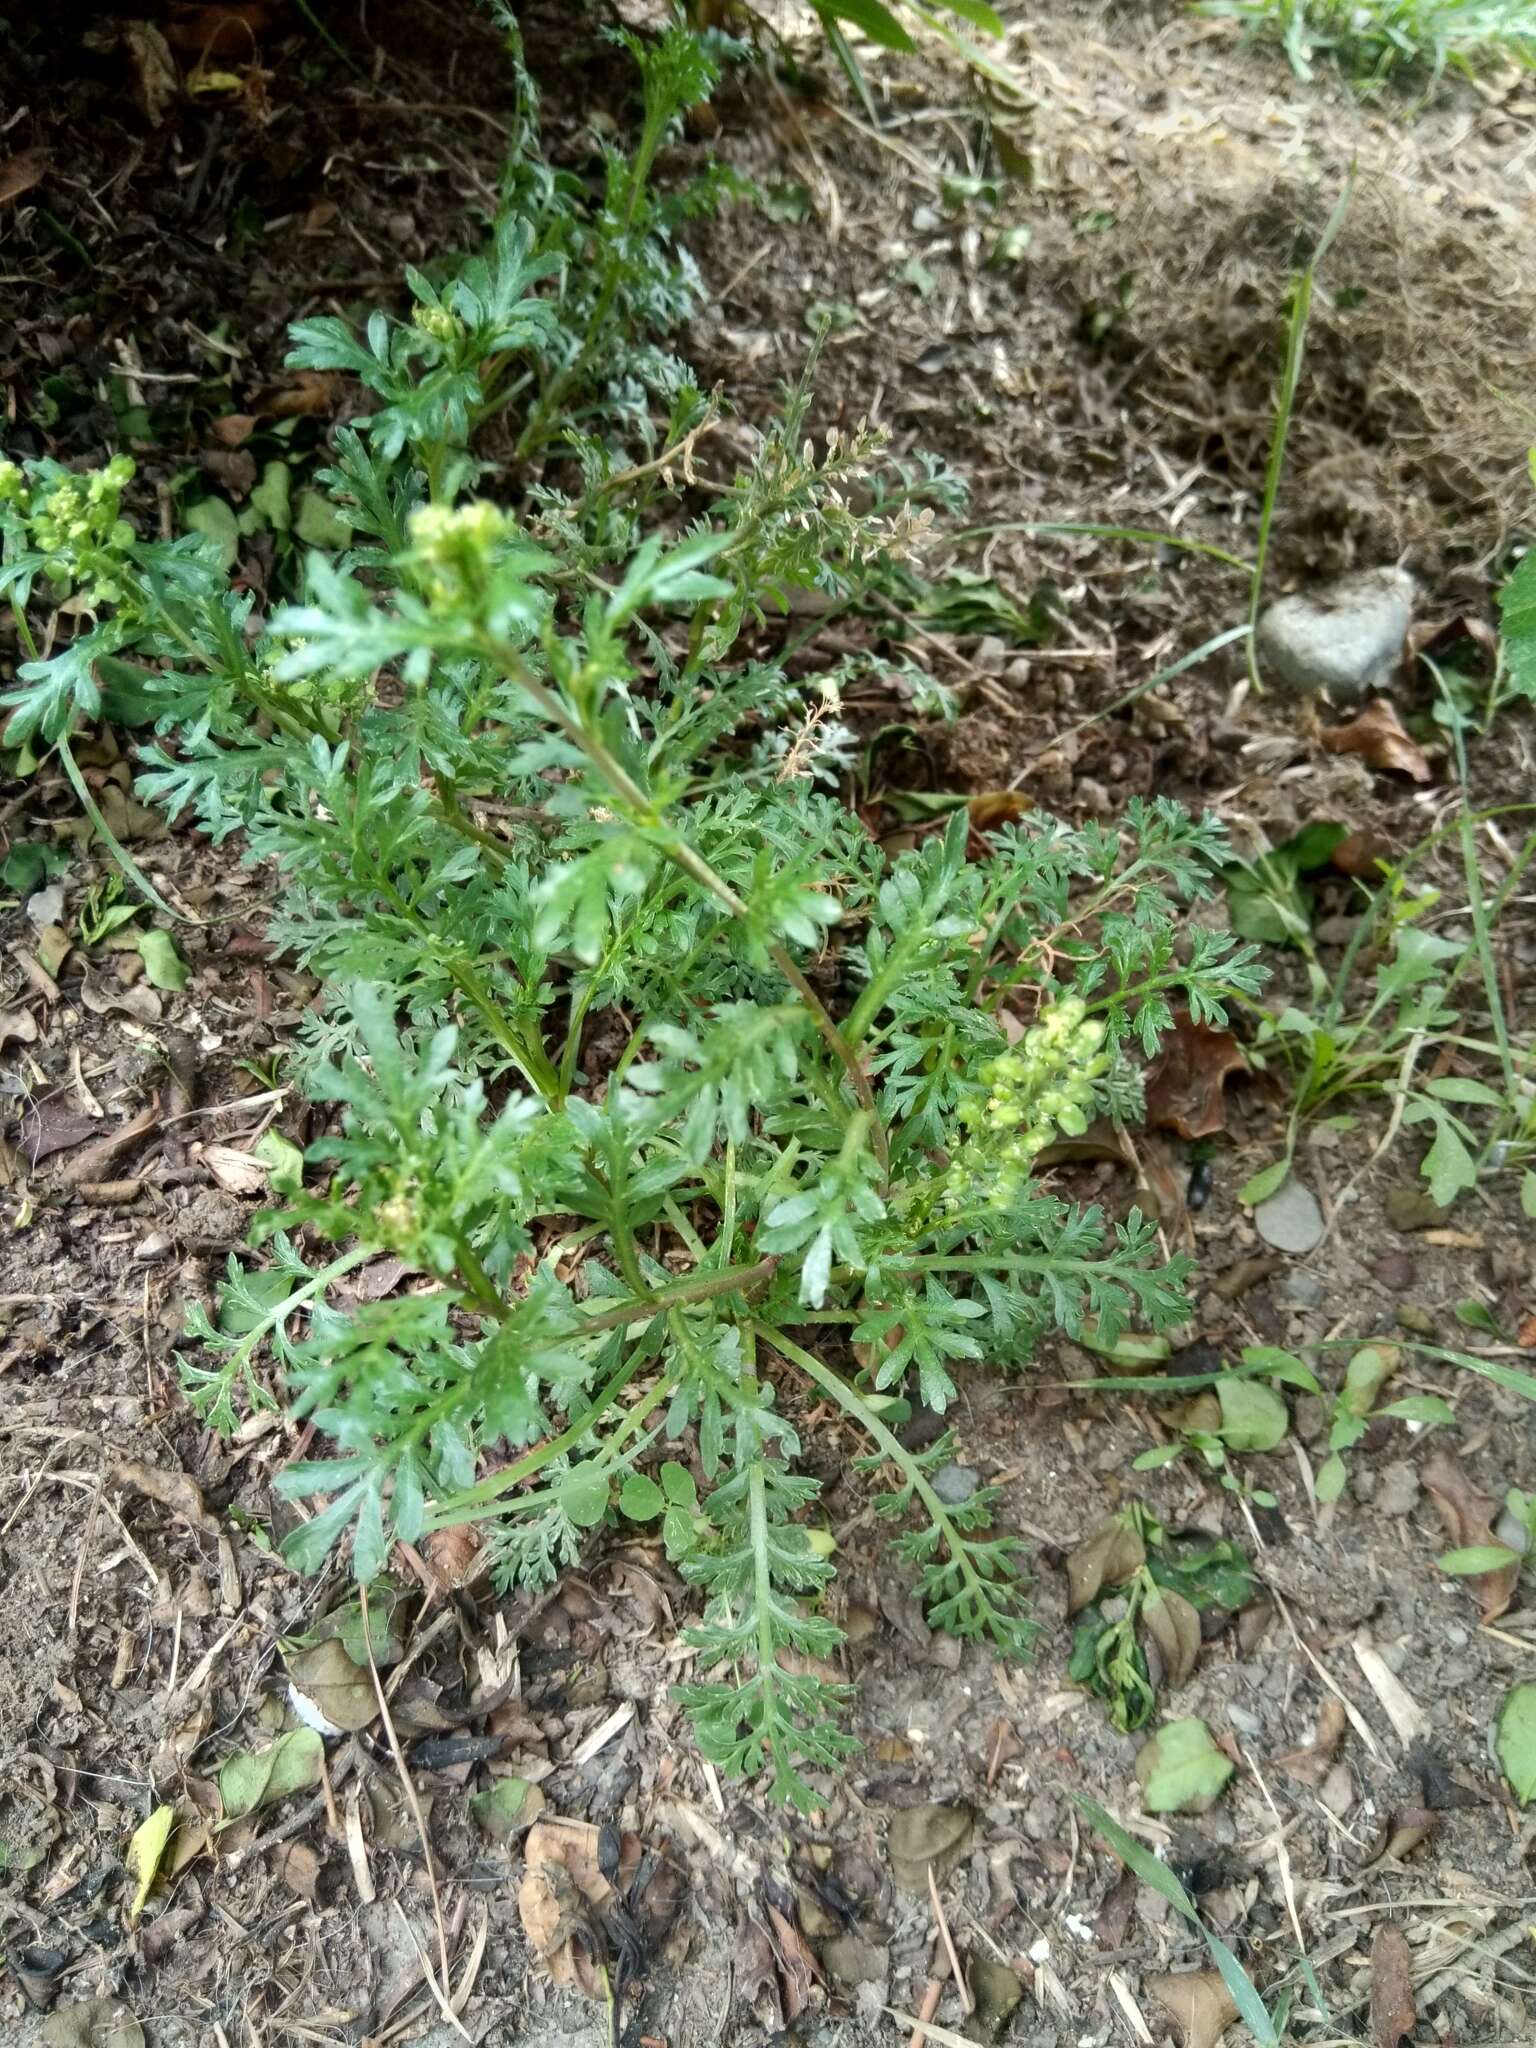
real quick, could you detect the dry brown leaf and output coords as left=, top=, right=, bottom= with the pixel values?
left=423, top=1521, right=482, bottom=1590
left=281, top=1840, right=321, bottom=1901
left=765, top=1901, right=820, bottom=2021
left=0, top=148, right=48, bottom=206
left=111, top=1459, right=220, bottom=1536
left=517, top=1819, right=637, bottom=1996
left=284, top=1638, right=377, bottom=1734
left=1144, top=1010, right=1248, bottom=1140
left=1065, top=1515, right=1146, bottom=1615
left=210, top=413, right=258, bottom=448
left=1273, top=1695, right=1347, bottom=1787
left=1422, top=1449, right=1520, bottom=1624
left=1141, top=1585, right=1200, bottom=1689
left=248, top=369, right=338, bottom=419
left=59, top=1101, right=160, bottom=1186
left=1369, top=1923, right=1415, bottom=2048
left=1517, top=1312, right=1536, bottom=1351
left=966, top=790, right=1032, bottom=837
left=1148, top=1969, right=1238, bottom=2048
left=1320, top=698, right=1431, bottom=783
left=124, top=22, right=179, bottom=124
left=199, top=1141, right=269, bottom=1195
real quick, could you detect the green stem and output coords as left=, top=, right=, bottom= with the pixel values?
left=425, top=1355, right=679, bottom=1524
left=757, top=1322, right=1009, bottom=1635
left=479, top=629, right=890, bottom=1174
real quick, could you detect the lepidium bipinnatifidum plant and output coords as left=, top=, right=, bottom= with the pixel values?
left=0, top=17, right=1264, bottom=1807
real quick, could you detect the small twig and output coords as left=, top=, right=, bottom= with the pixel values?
left=68, top=1481, right=106, bottom=1633
left=927, top=1862, right=972, bottom=2016
left=906, top=1979, right=944, bottom=2048
left=359, top=1582, right=469, bottom=2041
left=224, top=1742, right=358, bottom=1873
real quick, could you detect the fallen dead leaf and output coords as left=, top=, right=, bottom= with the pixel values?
left=1273, top=1695, right=1347, bottom=1787
left=0, top=1008, right=39, bottom=1050
left=0, top=148, right=48, bottom=207
left=1352, top=1642, right=1430, bottom=1750
left=1065, top=1514, right=1146, bottom=1615
left=1330, top=828, right=1394, bottom=878
left=198, top=1140, right=269, bottom=1195
left=1369, top=1922, right=1415, bottom=2048
left=1518, top=1313, right=1536, bottom=1351
left=765, top=1901, right=820, bottom=2022
left=281, top=1840, right=321, bottom=1901
left=517, top=1818, right=638, bottom=1997
left=1422, top=1449, right=1520, bottom=1624
left=1144, top=1011, right=1248, bottom=1139
left=59, top=1100, right=160, bottom=1186
left=123, top=21, right=180, bottom=124
left=1148, top=1969, right=1237, bottom=2048
left=983, top=1715, right=1022, bottom=1787
left=1320, top=699, right=1431, bottom=783
left=18, top=1102, right=100, bottom=1166
left=248, top=369, right=338, bottom=418
left=1141, top=1584, right=1200, bottom=1689
left=1361, top=1806, right=1440, bottom=1866
left=111, top=1459, right=219, bottom=1537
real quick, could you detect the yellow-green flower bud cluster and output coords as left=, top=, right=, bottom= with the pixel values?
left=4, top=455, right=137, bottom=605
left=412, top=302, right=464, bottom=348
left=940, top=996, right=1109, bottom=1214
left=407, top=499, right=510, bottom=610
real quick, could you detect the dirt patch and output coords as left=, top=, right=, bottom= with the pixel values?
left=2, top=4, right=1535, bottom=2045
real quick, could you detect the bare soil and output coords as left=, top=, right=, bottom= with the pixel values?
left=2, top=4, right=1534, bottom=2045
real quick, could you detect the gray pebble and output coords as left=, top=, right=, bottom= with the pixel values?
left=1254, top=1178, right=1325, bottom=1254
left=930, top=1463, right=980, bottom=1505
left=1256, top=566, right=1414, bottom=702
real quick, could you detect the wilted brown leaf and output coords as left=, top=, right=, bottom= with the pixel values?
left=1369, top=1923, right=1415, bottom=2048
left=1321, top=699, right=1431, bottom=783
left=1065, top=1514, right=1146, bottom=1615
left=281, top=1840, right=321, bottom=1900
left=248, top=369, right=337, bottom=419
left=1330, top=828, right=1394, bottom=878
left=518, top=1819, right=637, bottom=1996
left=1273, top=1695, right=1347, bottom=1787
left=966, top=790, right=1032, bottom=837
left=18, top=1102, right=99, bottom=1166
left=1141, top=1584, right=1200, bottom=1689
left=1148, top=1969, right=1237, bottom=2048
left=283, top=1638, right=377, bottom=1734
left=1422, top=1449, right=1520, bottom=1624
left=111, top=1459, right=219, bottom=1536
left=984, top=1715, right=1022, bottom=1787
left=124, top=22, right=179, bottom=124
left=1144, top=1010, right=1248, bottom=1140
left=765, top=1901, right=820, bottom=2021
left=59, top=1101, right=161, bottom=1186
left=0, top=148, right=48, bottom=206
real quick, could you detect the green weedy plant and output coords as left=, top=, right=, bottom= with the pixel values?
left=1, top=21, right=1266, bottom=1806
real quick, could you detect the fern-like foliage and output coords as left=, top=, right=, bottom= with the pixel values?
left=0, top=15, right=1268, bottom=1811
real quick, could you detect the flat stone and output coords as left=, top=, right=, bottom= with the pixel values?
left=930, top=1462, right=980, bottom=1505
left=1256, top=567, right=1414, bottom=702
left=1253, top=1178, right=1325, bottom=1254
left=822, top=1935, right=887, bottom=1989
